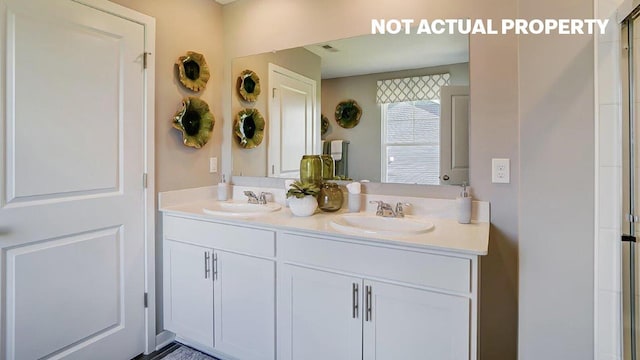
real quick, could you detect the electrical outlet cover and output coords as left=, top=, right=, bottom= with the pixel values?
left=492, top=158, right=510, bottom=184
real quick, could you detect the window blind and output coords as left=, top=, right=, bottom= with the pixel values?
left=376, top=73, right=450, bottom=104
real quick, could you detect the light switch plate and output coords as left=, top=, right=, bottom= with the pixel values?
left=209, top=157, right=218, bottom=173
left=492, top=158, right=510, bottom=184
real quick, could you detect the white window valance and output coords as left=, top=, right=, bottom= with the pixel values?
left=376, top=73, right=450, bottom=104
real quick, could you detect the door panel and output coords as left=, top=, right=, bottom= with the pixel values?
left=7, top=228, right=122, bottom=360
left=279, top=87, right=308, bottom=174
left=0, top=0, right=146, bottom=358
left=363, top=280, right=470, bottom=360
left=214, top=251, right=275, bottom=360
left=268, top=65, right=317, bottom=178
left=439, top=85, right=469, bottom=185
left=10, top=7, right=121, bottom=200
left=163, top=240, right=214, bottom=348
left=278, top=265, right=362, bottom=360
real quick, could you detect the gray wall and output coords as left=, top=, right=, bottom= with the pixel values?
left=231, top=48, right=321, bottom=177
left=517, top=0, right=595, bottom=357
left=113, top=0, right=224, bottom=191
left=321, top=63, right=470, bottom=182
left=111, top=0, right=225, bottom=335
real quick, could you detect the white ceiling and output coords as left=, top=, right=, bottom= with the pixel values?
left=304, top=32, right=469, bottom=79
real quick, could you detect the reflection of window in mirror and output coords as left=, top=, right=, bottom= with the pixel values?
left=382, top=100, right=441, bottom=184
left=378, top=73, right=451, bottom=185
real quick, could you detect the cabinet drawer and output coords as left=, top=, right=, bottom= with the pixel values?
left=164, top=215, right=275, bottom=258
left=279, top=232, right=470, bottom=293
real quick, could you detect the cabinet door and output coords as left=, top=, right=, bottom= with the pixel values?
left=363, top=281, right=470, bottom=360
left=213, top=250, right=275, bottom=360
left=163, top=240, right=214, bottom=348
left=278, top=265, right=362, bottom=360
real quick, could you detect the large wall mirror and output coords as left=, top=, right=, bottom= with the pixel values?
left=231, top=31, right=470, bottom=185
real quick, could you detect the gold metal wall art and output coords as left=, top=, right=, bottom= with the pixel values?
left=172, top=97, right=215, bottom=149
left=237, top=69, right=261, bottom=102
left=335, top=99, right=362, bottom=129
left=176, top=51, right=210, bottom=92
left=233, top=109, right=265, bottom=149
left=234, top=108, right=265, bottom=149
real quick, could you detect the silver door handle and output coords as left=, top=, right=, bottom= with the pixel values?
left=213, top=252, right=218, bottom=280
left=352, top=283, right=359, bottom=319
left=365, top=285, right=372, bottom=322
left=204, top=252, right=210, bottom=279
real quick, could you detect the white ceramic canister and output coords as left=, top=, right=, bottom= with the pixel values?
left=289, top=195, right=317, bottom=216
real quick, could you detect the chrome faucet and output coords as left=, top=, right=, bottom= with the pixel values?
left=370, top=201, right=396, bottom=217
left=395, top=202, right=410, bottom=218
left=370, top=200, right=411, bottom=218
left=258, top=192, right=271, bottom=205
left=244, top=191, right=271, bottom=205
left=244, top=191, right=259, bottom=204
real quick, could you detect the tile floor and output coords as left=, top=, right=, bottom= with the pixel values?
left=132, top=342, right=218, bottom=360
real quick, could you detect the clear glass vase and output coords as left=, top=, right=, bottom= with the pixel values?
left=317, top=182, right=344, bottom=212
left=300, top=155, right=322, bottom=185
left=321, top=155, right=335, bottom=180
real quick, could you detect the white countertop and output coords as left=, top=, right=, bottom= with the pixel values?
left=160, top=199, right=489, bottom=256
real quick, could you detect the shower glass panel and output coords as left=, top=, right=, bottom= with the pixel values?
left=623, top=11, right=640, bottom=360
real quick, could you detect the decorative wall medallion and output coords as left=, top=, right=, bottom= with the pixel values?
left=172, top=97, right=215, bottom=149
left=237, top=69, right=261, bottom=102
left=321, top=114, right=329, bottom=135
left=176, top=51, right=210, bottom=92
left=234, top=108, right=265, bottom=149
left=335, top=99, right=362, bottom=129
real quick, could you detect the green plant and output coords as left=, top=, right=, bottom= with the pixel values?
left=286, top=181, right=320, bottom=199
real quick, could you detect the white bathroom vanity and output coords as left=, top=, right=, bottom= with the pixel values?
left=159, top=186, right=489, bottom=360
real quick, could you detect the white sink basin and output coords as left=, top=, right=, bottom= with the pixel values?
left=330, top=213, right=434, bottom=237
left=202, top=201, right=282, bottom=218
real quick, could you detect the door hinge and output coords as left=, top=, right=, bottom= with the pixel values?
left=143, top=173, right=148, bottom=189
left=144, top=292, right=148, bottom=308
left=143, top=52, right=151, bottom=69
left=272, top=88, right=276, bottom=98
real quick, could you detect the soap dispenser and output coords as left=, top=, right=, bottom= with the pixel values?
left=456, top=182, right=472, bottom=224
left=217, top=174, right=230, bottom=201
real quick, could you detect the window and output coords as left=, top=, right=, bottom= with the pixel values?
left=377, top=74, right=450, bottom=184
left=382, top=100, right=441, bottom=184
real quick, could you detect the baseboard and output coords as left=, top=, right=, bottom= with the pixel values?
left=155, top=330, right=175, bottom=351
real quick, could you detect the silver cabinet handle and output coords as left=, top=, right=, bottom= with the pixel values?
left=204, top=252, right=210, bottom=279
left=365, top=285, right=372, bottom=322
left=213, top=252, right=218, bottom=280
left=352, top=283, right=359, bottom=319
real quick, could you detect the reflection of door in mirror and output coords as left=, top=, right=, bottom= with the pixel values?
left=440, top=85, right=469, bottom=185
left=268, top=64, right=318, bottom=178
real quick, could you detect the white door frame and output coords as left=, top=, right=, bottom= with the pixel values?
left=74, top=0, right=157, bottom=354
left=267, top=63, right=318, bottom=177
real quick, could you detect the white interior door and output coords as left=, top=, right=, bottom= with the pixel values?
left=0, top=0, right=147, bottom=358
left=268, top=64, right=317, bottom=178
left=439, top=86, right=470, bottom=185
